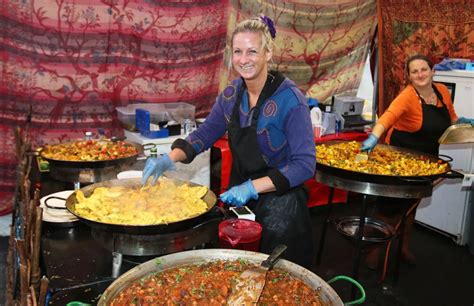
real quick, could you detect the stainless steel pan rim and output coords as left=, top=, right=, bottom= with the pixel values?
left=98, top=248, right=344, bottom=306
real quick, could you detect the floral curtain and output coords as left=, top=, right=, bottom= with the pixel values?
left=0, top=0, right=229, bottom=214
left=223, top=0, right=377, bottom=102
left=377, top=0, right=474, bottom=114
left=0, top=0, right=377, bottom=214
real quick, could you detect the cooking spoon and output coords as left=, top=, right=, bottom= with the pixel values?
left=226, top=244, right=287, bottom=305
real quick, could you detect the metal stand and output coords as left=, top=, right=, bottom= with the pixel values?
left=111, top=252, right=122, bottom=278
left=314, top=170, right=434, bottom=299
left=351, top=194, right=369, bottom=289
left=316, top=187, right=334, bottom=266
left=73, top=181, right=80, bottom=190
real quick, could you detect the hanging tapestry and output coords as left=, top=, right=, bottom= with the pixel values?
left=377, top=0, right=474, bottom=114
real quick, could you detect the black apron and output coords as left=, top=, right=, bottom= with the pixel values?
left=390, top=85, right=451, bottom=156
left=377, top=85, right=452, bottom=216
left=227, top=72, right=314, bottom=269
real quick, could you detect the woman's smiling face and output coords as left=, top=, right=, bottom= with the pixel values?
left=232, top=32, right=272, bottom=82
left=407, top=59, right=434, bottom=89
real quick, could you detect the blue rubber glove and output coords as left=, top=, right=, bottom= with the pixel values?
left=141, top=154, right=176, bottom=185
left=220, top=179, right=259, bottom=207
left=361, top=134, right=379, bottom=152
left=456, top=117, right=474, bottom=126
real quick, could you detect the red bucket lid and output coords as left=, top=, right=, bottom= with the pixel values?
left=219, top=219, right=262, bottom=245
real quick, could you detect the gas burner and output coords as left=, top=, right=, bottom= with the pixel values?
left=90, top=208, right=224, bottom=278
left=91, top=216, right=221, bottom=256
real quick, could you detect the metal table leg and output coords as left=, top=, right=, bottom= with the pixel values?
left=351, top=194, right=369, bottom=299
left=316, top=187, right=335, bottom=266
left=111, top=252, right=122, bottom=278
left=73, top=181, right=81, bottom=190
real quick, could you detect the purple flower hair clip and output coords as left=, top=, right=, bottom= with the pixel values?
left=260, top=15, right=276, bottom=39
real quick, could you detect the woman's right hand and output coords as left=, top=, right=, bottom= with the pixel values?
left=361, top=134, right=379, bottom=152
left=142, top=154, right=176, bottom=185
left=456, top=117, right=474, bottom=126
left=220, top=179, right=259, bottom=207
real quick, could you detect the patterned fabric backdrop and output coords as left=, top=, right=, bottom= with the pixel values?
left=0, top=0, right=377, bottom=214
left=0, top=0, right=229, bottom=214
left=223, top=0, right=377, bottom=102
left=377, top=0, right=474, bottom=114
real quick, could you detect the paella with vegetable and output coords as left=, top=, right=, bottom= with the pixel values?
left=316, top=141, right=447, bottom=176
left=41, top=139, right=138, bottom=161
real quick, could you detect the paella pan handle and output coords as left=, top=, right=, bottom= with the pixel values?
left=397, top=176, right=432, bottom=184
left=110, top=136, right=126, bottom=142
left=442, top=169, right=465, bottom=179
left=143, top=143, right=156, bottom=151
left=327, top=275, right=366, bottom=305
left=437, top=154, right=464, bottom=179
left=438, top=154, right=453, bottom=163
left=44, top=196, right=67, bottom=210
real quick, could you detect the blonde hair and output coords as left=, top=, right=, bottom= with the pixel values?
left=231, top=17, right=275, bottom=53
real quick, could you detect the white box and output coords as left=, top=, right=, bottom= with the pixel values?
left=332, top=96, right=365, bottom=116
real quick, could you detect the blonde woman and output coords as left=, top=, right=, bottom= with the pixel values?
left=142, top=16, right=316, bottom=269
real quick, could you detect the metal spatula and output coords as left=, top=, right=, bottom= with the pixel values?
left=355, top=151, right=369, bottom=162
left=226, top=244, right=287, bottom=305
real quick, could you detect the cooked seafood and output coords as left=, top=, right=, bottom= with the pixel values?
left=317, top=141, right=447, bottom=176
left=74, top=178, right=209, bottom=225
left=41, top=139, right=138, bottom=161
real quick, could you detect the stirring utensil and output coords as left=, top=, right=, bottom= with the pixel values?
left=227, top=244, right=287, bottom=305
left=355, top=151, right=369, bottom=162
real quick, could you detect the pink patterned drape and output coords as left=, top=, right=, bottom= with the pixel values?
left=0, top=0, right=376, bottom=214
left=0, top=0, right=229, bottom=214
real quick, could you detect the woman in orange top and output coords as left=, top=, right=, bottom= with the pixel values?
left=362, top=54, right=473, bottom=155
left=361, top=54, right=474, bottom=268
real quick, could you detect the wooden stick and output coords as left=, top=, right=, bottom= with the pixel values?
left=38, top=276, right=49, bottom=306
left=20, top=264, right=28, bottom=306
left=14, top=127, right=22, bottom=160
left=30, top=207, right=42, bottom=289
left=6, top=228, right=16, bottom=305
left=15, top=239, right=26, bottom=267
left=29, top=285, right=37, bottom=306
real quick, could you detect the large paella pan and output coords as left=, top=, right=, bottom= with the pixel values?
left=98, top=249, right=365, bottom=305
left=316, top=141, right=455, bottom=185
left=65, top=177, right=217, bottom=235
left=40, top=138, right=143, bottom=168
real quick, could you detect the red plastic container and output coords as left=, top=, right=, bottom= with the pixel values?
left=218, top=219, right=262, bottom=252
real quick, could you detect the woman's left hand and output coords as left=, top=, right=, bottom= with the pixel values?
left=220, top=179, right=259, bottom=207
left=456, top=117, right=474, bottom=126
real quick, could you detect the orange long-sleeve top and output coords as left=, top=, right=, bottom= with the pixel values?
left=378, top=83, right=459, bottom=145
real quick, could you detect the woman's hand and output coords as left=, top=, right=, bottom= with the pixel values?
left=141, top=154, right=176, bottom=185
left=361, top=134, right=379, bottom=153
left=456, top=117, right=474, bottom=126
left=220, top=179, right=259, bottom=207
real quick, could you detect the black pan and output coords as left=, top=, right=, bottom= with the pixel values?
left=40, top=139, right=143, bottom=169
left=316, top=141, right=456, bottom=186
left=65, top=177, right=217, bottom=235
